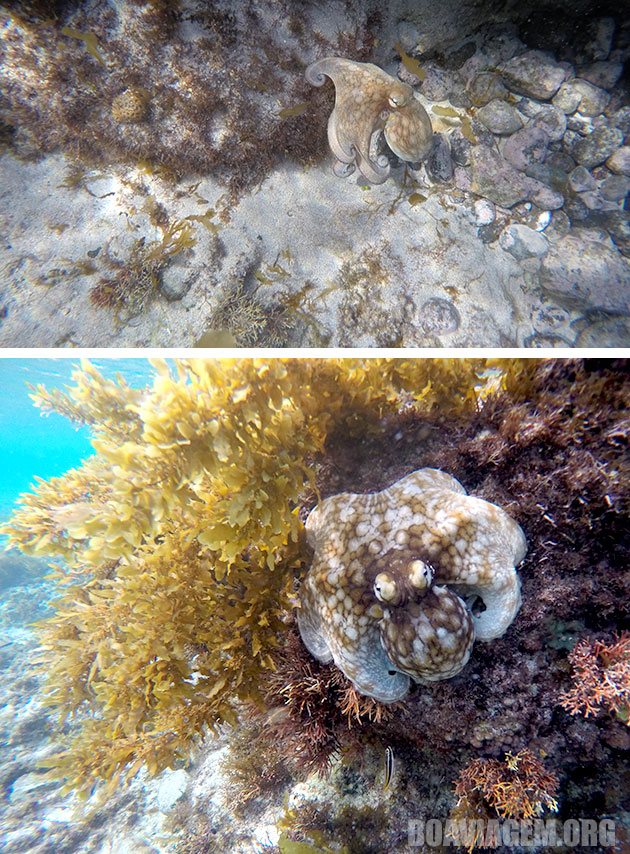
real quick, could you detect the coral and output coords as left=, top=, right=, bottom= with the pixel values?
left=559, top=633, right=630, bottom=725
left=306, top=57, right=433, bottom=183
left=451, top=748, right=559, bottom=830
left=298, top=469, right=526, bottom=701
left=1, top=358, right=485, bottom=797
left=111, top=87, right=150, bottom=124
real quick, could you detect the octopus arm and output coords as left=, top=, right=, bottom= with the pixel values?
left=328, top=622, right=410, bottom=703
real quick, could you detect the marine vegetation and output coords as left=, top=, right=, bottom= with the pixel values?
left=2, top=358, right=484, bottom=798
left=0, top=1, right=382, bottom=199
left=298, top=468, right=526, bottom=701
left=449, top=748, right=559, bottom=849
left=306, top=57, right=433, bottom=183
left=2, top=357, right=629, bottom=836
left=559, top=632, right=630, bottom=725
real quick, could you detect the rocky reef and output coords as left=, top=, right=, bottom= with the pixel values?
left=0, top=0, right=628, bottom=346
left=1, top=358, right=628, bottom=852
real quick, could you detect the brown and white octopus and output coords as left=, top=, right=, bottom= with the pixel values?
left=297, top=469, right=527, bottom=703
left=306, top=56, right=434, bottom=184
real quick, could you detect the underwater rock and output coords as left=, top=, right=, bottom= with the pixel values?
left=554, top=79, right=610, bottom=116
left=579, top=61, right=623, bottom=90
left=540, top=234, right=630, bottom=313
left=111, top=87, right=150, bottom=124
left=470, top=146, right=534, bottom=207
left=569, top=165, right=597, bottom=192
left=606, top=146, right=630, bottom=176
left=572, top=127, right=624, bottom=169
left=499, top=224, right=549, bottom=260
left=575, top=316, right=630, bottom=346
left=531, top=105, right=567, bottom=142
left=467, top=71, right=509, bottom=106
left=418, top=297, right=461, bottom=334
left=499, top=50, right=567, bottom=100
left=425, top=133, right=453, bottom=182
left=503, top=125, right=550, bottom=172
left=297, top=468, right=526, bottom=702
left=600, top=175, right=630, bottom=202
left=473, top=199, right=496, bottom=225
left=477, top=99, right=523, bottom=135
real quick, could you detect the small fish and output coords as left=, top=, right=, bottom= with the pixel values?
left=384, top=745, right=395, bottom=790
left=278, top=102, right=309, bottom=119
left=394, top=43, right=426, bottom=81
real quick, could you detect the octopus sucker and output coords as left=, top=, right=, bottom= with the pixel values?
left=306, top=56, right=433, bottom=184
left=298, top=469, right=526, bottom=702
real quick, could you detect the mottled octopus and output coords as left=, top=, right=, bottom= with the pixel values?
left=297, top=469, right=527, bottom=703
left=306, top=57, right=433, bottom=184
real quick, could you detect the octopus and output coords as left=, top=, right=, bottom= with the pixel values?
left=297, top=469, right=527, bottom=703
left=306, top=57, right=434, bottom=184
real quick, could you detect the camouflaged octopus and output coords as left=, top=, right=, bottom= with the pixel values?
left=297, top=469, right=527, bottom=703
left=306, top=57, right=433, bottom=184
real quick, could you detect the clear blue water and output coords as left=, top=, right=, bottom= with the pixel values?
left=0, top=358, right=157, bottom=530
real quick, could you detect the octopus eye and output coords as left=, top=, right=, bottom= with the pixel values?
left=409, top=560, right=433, bottom=591
left=388, top=93, right=407, bottom=108
left=374, top=572, right=398, bottom=603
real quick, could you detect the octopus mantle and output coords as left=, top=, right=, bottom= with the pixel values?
left=297, top=469, right=527, bottom=703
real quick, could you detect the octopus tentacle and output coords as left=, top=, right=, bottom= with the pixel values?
left=305, top=57, right=345, bottom=87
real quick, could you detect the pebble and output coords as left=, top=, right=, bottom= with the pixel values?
left=449, top=130, right=472, bottom=166
left=600, top=175, right=630, bottom=202
left=156, top=769, right=189, bottom=812
left=420, top=64, right=458, bottom=101
left=503, top=125, right=550, bottom=172
left=532, top=105, right=567, bottom=142
left=418, top=298, right=461, bottom=334
left=499, top=50, right=567, bottom=99
left=552, top=83, right=582, bottom=114
left=527, top=183, right=564, bottom=211
left=572, top=127, right=624, bottom=169
left=568, top=165, right=596, bottom=192
left=499, top=224, right=549, bottom=259
left=426, top=133, right=453, bottom=182
left=476, top=99, right=523, bottom=135
left=159, top=269, right=195, bottom=301
left=540, top=235, right=630, bottom=313
left=467, top=71, right=509, bottom=106
left=579, top=61, right=623, bottom=90
left=470, top=146, right=533, bottom=207
left=534, top=210, right=552, bottom=232
left=559, top=79, right=610, bottom=117
left=474, top=199, right=496, bottom=225
left=606, top=147, right=630, bottom=177
left=516, top=97, right=544, bottom=118
left=545, top=151, right=575, bottom=173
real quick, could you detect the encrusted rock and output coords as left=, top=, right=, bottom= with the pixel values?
left=532, top=105, right=567, bottom=142
left=420, top=64, right=458, bottom=101
left=499, top=50, right=567, bottom=100
left=517, top=98, right=544, bottom=119
left=467, top=71, right=508, bottom=106
left=611, top=107, right=630, bottom=137
left=572, top=127, right=624, bottom=169
left=540, top=235, right=630, bottom=313
left=606, top=147, right=630, bottom=177
left=499, top=224, right=549, bottom=259
left=552, top=83, right=582, bottom=114
left=503, top=126, right=550, bottom=172
left=477, top=100, right=523, bottom=135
